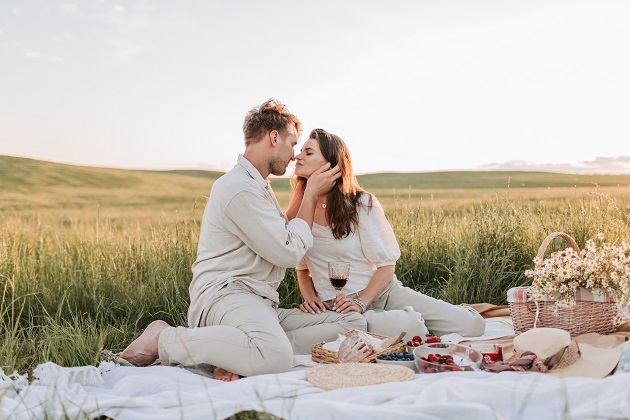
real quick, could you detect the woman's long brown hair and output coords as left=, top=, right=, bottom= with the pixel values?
left=295, top=128, right=372, bottom=239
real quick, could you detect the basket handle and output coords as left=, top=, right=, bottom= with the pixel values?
left=535, top=232, right=581, bottom=268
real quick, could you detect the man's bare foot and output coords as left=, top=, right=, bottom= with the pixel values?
left=120, top=320, right=169, bottom=367
left=213, top=367, right=241, bottom=382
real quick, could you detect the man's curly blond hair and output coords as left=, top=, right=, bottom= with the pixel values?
left=242, top=98, right=302, bottom=146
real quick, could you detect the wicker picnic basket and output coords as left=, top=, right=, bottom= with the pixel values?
left=311, top=331, right=406, bottom=364
left=509, top=232, right=617, bottom=335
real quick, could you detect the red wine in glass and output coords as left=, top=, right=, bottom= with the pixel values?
left=329, top=276, right=348, bottom=290
left=328, top=262, right=350, bottom=309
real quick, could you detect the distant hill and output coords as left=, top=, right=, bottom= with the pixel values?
left=271, top=169, right=630, bottom=191
left=2, top=155, right=630, bottom=194
left=0, top=156, right=223, bottom=213
left=355, top=171, right=630, bottom=190
left=0, top=155, right=223, bottom=193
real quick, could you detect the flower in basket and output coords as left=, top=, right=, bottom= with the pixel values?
left=525, top=233, right=630, bottom=324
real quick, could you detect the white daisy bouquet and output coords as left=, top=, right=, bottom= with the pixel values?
left=525, top=233, right=630, bottom=324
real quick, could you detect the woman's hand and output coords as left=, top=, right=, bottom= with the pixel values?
left=332, top=294, right=364, bottom=314
left=304, top=163, right=341, bottom=199
left=299, top=297, right=330, bottom=314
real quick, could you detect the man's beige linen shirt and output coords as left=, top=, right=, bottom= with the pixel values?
left=187, top=155, right=313, bottom=327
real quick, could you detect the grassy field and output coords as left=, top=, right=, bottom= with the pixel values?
left=2, top=155, right=630, bottom=375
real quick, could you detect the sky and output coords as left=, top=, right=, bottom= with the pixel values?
left=1, top=0, right=629, bottom=175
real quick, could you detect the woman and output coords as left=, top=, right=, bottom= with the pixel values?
left=286, top=128, right=485, bottom=338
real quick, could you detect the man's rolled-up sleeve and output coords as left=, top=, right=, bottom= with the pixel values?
left=224, top=190, right=313, bottom=268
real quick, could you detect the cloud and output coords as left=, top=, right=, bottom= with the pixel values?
left=62, top=2, right=131, bottom=24
left=59, top=2, right=155, bottom=64
left=112, top=4, right=127, bottom=14
left=99, top=3, right=148, bottom=33
left=23, top=51, right=64, bottom=62
left=109, top=43, right=157, bottom=61
left=95, top=3, right=155, bottom=64
left=479, top=156, right=630, bottom=174
left=61, top=3, right=81, bottom=17
left=580, top=156, right=630, bottom=168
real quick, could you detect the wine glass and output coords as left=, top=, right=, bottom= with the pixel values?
left=328, top=261, right=350, bottom=309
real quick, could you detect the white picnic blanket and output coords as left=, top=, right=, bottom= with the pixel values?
left=2, top=360, right=630, bottom=419
left=441, top=317, right=516, bottom=344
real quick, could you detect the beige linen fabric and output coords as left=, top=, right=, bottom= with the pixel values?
left=297, top=195, right=400, bottom=301
left=297, top=193, right=484, bottom=337
left=321, top=280, right=484, bottom=339
left=157, top=155, right=365, bottom=377
left=188, top=155, right=313, bottom=327
left=159, top=281, right=366, bottom=376
left=363, top=306, right=429, bottom=341
left=368, top=280, right=485, bottom=337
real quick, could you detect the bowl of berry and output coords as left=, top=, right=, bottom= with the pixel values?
left=413, top=343, right=482, bottom=373
left=375, top=351, right=417, bottom=372
left=406, top=335, right=440, bottom=354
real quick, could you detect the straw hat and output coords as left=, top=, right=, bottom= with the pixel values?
left=494, top=328, right=621, bottom=379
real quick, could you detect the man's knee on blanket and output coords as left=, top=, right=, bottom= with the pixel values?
left=239, top=341, right=294, bottom=377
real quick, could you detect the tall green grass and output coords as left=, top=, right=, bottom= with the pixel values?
left=2, top=189, right=629, bottom=375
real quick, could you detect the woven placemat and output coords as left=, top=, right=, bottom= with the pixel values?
left=305, top=362, right=415, bottom=391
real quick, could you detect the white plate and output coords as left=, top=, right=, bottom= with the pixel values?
left=322, top=341, right=341, bottom=351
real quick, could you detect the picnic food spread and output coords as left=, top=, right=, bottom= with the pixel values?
left=314, top=310, right=627, bottom=383
left=406, top=334, right=440, bottom=352
left=414, top=343, right=483, bottom=373
left=338, top=330, right=376, bottom=363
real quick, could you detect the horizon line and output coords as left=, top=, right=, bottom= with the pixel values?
left=2, top=154, right=630, bottom=177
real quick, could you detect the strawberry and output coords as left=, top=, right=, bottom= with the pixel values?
left=426, top=335, right=441, bottom=343
left=407, top=336, right=423, bottom=347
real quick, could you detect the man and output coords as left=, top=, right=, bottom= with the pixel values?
left=121, top=99, right=366, bottom=380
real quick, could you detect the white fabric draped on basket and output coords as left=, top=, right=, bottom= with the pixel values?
left=507, top=286, right=618, bottom=335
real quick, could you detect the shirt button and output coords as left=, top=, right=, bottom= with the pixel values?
left=286, top=241, right=289, bottom=245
